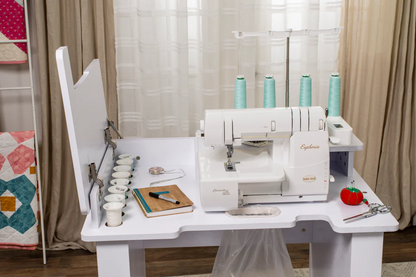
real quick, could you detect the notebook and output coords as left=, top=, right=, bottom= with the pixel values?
left=132, top=185, right=193, bottom=218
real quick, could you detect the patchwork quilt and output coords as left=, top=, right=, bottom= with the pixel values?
left=0, top=131, right=38, bottom=250
left=0, top=0, right=28, bottom=64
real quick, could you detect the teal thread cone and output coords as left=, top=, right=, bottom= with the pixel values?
left=234, top=75, right=247, bottom=109
left=299, top=74, right=312, bottom=107
left=264, top=75, right=276, bottom=108
left=328, top=73, right=341, bottom=116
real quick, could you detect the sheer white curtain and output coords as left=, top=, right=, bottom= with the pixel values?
left=114, top=0, right=342, bottom=138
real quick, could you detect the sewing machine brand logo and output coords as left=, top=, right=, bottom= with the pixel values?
left=300, top=144, right=320, bottom=151
left=303, top=175, right=317, bottom=183
left=213, top=189, right=230, bottom=195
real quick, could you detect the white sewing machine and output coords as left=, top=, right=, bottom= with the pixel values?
left=198, top=107, right=330, bottom=211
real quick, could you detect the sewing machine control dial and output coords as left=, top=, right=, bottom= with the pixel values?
left=271, top=121, right=276, bottom=132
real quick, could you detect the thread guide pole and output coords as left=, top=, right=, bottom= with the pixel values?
left=232, top=27, right=343, bottom=107
left=285, top=35, right=290, bottom=107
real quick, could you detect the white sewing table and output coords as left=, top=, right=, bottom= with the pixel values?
left=81, top=137, right=398, bottom=277
left=55, top=47, right=399, bottom=277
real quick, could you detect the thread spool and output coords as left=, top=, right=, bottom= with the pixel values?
left=299, top=74, right=312, bottom=107
left=264, top=75, right=276, bottom=108
left=103, top=202, right=124, bottom=227
left=108, top=185, right=129, bottom=199
left=104, top=193, right=126, bottom=207
left=116, top=158, right=134, bottom=172
left=110, top=178, right=131, bottom=186
left=112, top=171, right=130, bottom=180
left=234, top=75, right=247, bottom=109
left=113, top=165, right=131, bottom=174
left=328, top=73, right=341, bottom=117
left=118, top=154, right=135, bottom=160
left=119, top=154, right=139, bottom=167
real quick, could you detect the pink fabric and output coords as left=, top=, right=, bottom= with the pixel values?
left=0, top=60, right=27, bottom=64
left=0, top=154, right=5, bottom=171
left=0, top=0, right=27, bottom=54
left=7, top=145, right=35, bottom=174
left=0, top=243, right=37, bottom=250
left=9, top=130, right=34, bottom=144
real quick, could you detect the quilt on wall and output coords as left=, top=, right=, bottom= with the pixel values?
left=0, top=0, right=28, bottom=64
left=0, top=131, right=38, bottom=250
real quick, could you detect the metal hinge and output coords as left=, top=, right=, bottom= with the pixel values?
left=104, top=127, right=117, bottom=149
left=104, top=127, right=117, bottom=159
left=88, top=163, right=104, bottom=201
left=107, top=118, right=123, bottom=139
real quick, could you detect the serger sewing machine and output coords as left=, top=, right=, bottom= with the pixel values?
left=197, top=106, right=330, bottom=211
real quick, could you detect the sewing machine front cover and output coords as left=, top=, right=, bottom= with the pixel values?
left=56, top=47, right=109, bottom=215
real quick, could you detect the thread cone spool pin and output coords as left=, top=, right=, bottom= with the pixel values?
left=299, top=74, right=312, bottom=107
left=326, top=73, right=353, bottom=145
left=234, top=75, right=247, bottom=109
left=264, top=75, right=276, bottom=108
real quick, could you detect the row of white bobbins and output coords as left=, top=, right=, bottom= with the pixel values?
left=103, top=154, right=137, bottom=227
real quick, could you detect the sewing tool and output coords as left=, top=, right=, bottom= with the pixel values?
left=340, top=180, right=368, bottom=205
left=234, top=75, right=247, bottom=109
left=299, top=74, right=312, bottom=107
left=343, top=203, right=392, bottom=223
left=148, top=167, right=186, bottom=186
left=263, top=75, right=276, bottom=108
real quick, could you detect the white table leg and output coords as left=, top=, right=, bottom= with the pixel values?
left=96, top=241, right=145, bottom=277
left=310, top=221, right=384, bottom=277
left=350, top=232, right=384, bottom=276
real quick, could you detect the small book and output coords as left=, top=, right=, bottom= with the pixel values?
left=132, top=185, right=193, bottom=218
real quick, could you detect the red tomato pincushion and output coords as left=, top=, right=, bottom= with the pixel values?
left=340, top=187, right=368, bottom=205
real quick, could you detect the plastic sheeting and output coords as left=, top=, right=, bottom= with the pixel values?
left=212, top=229, right=294, bottom=277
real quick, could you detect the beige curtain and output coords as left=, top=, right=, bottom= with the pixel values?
left=340, top=0, right=415, bottom=229
left=375, top=1, right=415, bottom=230
left=34, top=0, right=117, bottom=251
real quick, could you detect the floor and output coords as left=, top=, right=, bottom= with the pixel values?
left=0, top=226, right=415, bottom=277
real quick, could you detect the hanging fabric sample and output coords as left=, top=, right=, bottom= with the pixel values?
left=0, top=131, right=39, bottom=250
left=0, top=0, right=28, bottom=64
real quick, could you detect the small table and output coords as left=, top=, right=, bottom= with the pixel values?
left=81, top=137, right=398, bottom=277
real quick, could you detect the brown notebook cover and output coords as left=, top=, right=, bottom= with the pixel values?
left=132, top=185, right=193, bottom=218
